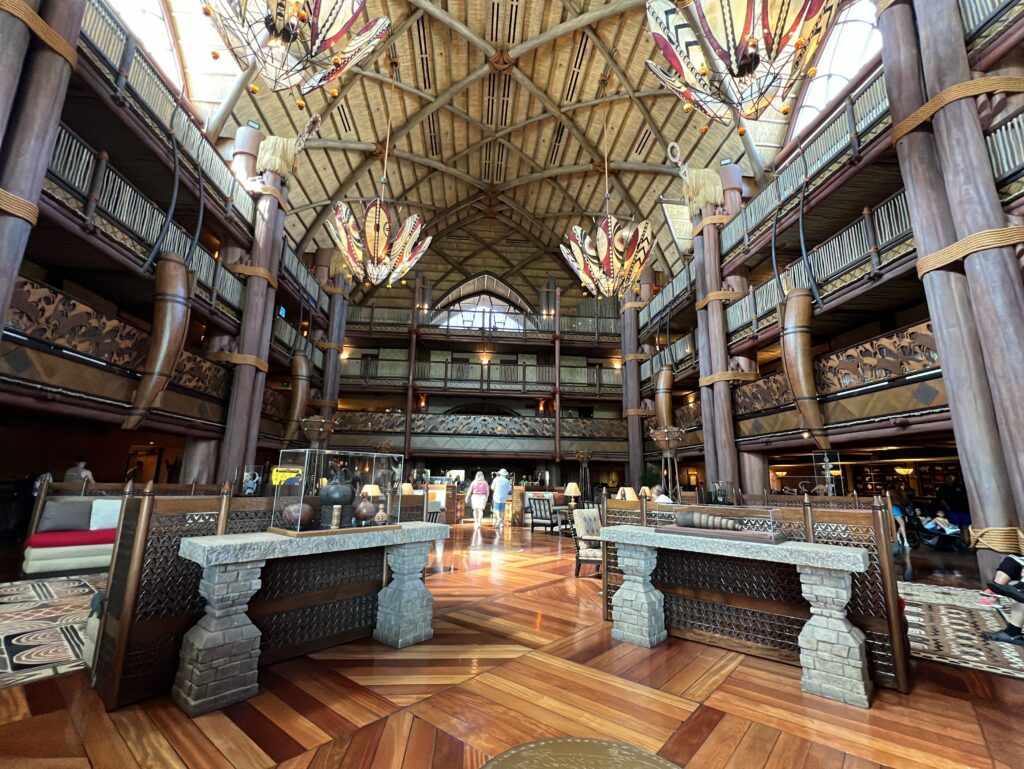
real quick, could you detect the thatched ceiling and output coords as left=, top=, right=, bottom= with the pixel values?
left=172, top=0, right=797, bottom=309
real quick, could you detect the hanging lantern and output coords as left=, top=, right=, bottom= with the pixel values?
left=201, top=0, right=391, bottom=94
left=560, top=216, right=654, bottom=299
left=332, top=200, right=432, bottom=286
left=645, top=0, right=837, bottom=122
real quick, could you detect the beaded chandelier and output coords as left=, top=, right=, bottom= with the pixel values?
left=202, top=0, right=390, bottom=94
left=645, top=0, right=837, bottom=123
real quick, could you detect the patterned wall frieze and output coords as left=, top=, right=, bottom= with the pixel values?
left=6, top=277, right=231, bottom=401
left=331, top=410, right=627, bottom=440
left=334, top=411, right=406, bottom=434
left=814, top=321, right=938, bottom=396
left=262, top=388, right=291, bottom=422
left=674, top=400, right=703, bottom=429
left=733, top=372, right=793, bottom=416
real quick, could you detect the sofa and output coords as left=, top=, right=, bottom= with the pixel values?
left=22, top=496, right=122, bottom=575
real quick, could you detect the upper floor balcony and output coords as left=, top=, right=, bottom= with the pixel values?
left=344, top=306, right=621, bottom=345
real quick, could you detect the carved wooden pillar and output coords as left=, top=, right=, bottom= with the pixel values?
left=622, top=288, right=643, bottom=489
left=554, top=287, right=562, bottom=464
left=319, top=272, right=347, bottom=422
left=244, top=178, right=288, bottom=466
left=216, top=135, right=281, bottom=481
left=692, top=226, right=719, bottom=483
left=0, top=0, right=42, bottom=149
left=699, top=198, right=739, bottom=485
left=913, top=0, right=1024, bottom=531
left=404, top=279, right=418, bottom=458
left=0, top=0, right=86, bottom=324
left=876, top=2, right=1016, bottom=547
left=740, top=452, right=770, bottom=498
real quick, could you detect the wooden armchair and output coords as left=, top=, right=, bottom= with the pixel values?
left=529, top=497, right=557, bottom=533
left=570, top=508, right=602, bottom=577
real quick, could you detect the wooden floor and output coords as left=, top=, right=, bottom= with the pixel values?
left=1, top=526, right=1021, bottom=769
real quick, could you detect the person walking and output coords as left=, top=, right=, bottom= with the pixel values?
left=466, top=471, right=490, bottom=528
left=491, top=469, right=512, bottom=530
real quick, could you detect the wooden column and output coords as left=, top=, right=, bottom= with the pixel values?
left=739, top=452, right=769, bottom=498
left=216, top=145, right=281, bottom=481
left=319, top=273, right=348, bottom=422
left=622, top=288, right=643, bottom=489
left=554, top=287, right=562, bottom=464
left=692, top=227, right=719, bottom=483
left=0, top=0, right=41, bottom=148
left=244, top=178, right=288, bottom=466
left=403, top=279, right=419, bottom=458
left=312, top=247, right=332, bottom=286
left=700, top=199, right=739, bottom=486
left=913, top=0, right=1024, bottom=524
left=0, top=0, right=86, bottom=323
left=180, top=438, right=219, bottom=484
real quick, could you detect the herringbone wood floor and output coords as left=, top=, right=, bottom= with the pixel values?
left=0, top=525, right=1020, bottom=768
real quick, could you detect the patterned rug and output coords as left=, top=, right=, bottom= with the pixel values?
left=0, top=573, right=106, bottom=689
left=901, top=582, right=1024, bottom=680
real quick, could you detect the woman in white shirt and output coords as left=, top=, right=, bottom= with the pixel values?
left=651, top=485, right=673, bottom=504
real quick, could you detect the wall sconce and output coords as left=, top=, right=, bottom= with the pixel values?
left=612, top=360, right=622, bottom=370
left=829, top=469, right=842, bottom=477
left=774, top=470, right=788, bottom=478
left=894, top=466, right=914, bottom=476
left=801, top=430, right=812, bottom=439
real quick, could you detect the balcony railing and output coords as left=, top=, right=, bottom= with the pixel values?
left=640, top=333, right=696, bottom=383
left=407, top=361, right=622, bottom=395
left=271, top=316, right=325, bottom=370
left=338, top=358, right=410, bottom=384
left=46, top=123, right=246, bottom=315
left=639, top=261, right=697, bottom=330
left=281, top=243, right=330, bottom=315
left=725, top=188, right=915, bottom=343
left=333, top=411, right=628, bottom=441
left=79, top=0, right=256, bottom=230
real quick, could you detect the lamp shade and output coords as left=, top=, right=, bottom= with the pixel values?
left=401, top=483, right=415, bottom=495
left=639, top=486, right=652, bottom=498
left=361, top=484, right=382, bottom=497
left=564, top=483, right=581, bottom=498
left=622, top=487, right=639, bottom=501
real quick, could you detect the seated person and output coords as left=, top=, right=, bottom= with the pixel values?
left=982, top=564, right=1024, bottom=647
left=651, top=485, right=673, bottom=504
left=922, top=509, right=960, bottom=535
left=980, top=555, right=1024, bottom=607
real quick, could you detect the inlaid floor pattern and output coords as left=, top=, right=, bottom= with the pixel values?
left=1, top=525, right=1021, bottom=768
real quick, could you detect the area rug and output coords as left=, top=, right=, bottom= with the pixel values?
left=481, top=738, right=679, bottom=769
left=903, top=597, right=1024, bottom=681
left=0, top=573, right=106, bottom=689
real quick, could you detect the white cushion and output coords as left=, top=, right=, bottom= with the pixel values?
left=22, top=550, right=113, bottom=574
left=24, top=544, right=115, bottom=562
left=579, top=547, right=602, bottom=559
left=89, top=499, right=121, bottom=530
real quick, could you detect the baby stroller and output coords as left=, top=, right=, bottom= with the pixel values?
left=904, top=509, right=969, bottom=553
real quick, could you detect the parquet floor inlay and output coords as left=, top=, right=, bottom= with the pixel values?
left=0, top=525, right=1020, bottom=768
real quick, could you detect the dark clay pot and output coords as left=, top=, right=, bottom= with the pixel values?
left=354, top=496, right=377, bottom=522
left=281, top=502, right=316, bottom=530
left=320, top=468, right=355, bottom=508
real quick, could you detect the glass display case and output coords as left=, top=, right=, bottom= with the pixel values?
left=270, top=449, right=404, bottom=533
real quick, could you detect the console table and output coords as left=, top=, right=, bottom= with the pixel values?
left=600, top=525, right=872, bottom=708
left=171, top=521, right=449, bottom=716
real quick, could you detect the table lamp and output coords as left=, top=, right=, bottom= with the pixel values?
left=401, top=482, right=415, bottom=495
left=621, top=487, right=638, bottom=501
left=564, top=482, right=581, bottom=513
left=639, top=486, right=652, bottom=499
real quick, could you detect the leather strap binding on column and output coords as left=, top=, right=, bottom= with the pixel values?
left=781, top=288, right=831, bottom=449
left=243, top=181, right=288, bottom=210
left=225, top=263, right=279, bottom=289
left=891, top=76, right=1024, bottom=144
left=917, top=226, right=1024, bottom=278
left=0, top=0, right=77, bottom=67
left=619, top=300, right=646, bottom=314
left=314, top=340, right=345, bottom=350
left=622, top=352, right=650, bottom=362
left=692, top=214, right=731, bottom=238
left=206, top=351, right=269, bottom=373
left=0, top=187, right=39, bottom=225
left=969, top=526, right=1024, bottom=555
left=697, top=371, right=759, bottom=387
left=695, top=290, right=743, bottom=311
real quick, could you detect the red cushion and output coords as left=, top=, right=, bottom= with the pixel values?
left=553, top=493, right=566, bottom=506
left=25, top=528, right=117, bottom=549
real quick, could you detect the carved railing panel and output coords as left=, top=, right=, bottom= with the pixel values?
left=733, top=372, right=793, bottom=416
left=674, top=400, right=703, bottom=429
left=330, top=411, right=627, bottom=440
left=814, top=321, right=938, bottom=396
left=6, top=277, right=230, bottom=400
left=262, top=388, right=291, bottom=422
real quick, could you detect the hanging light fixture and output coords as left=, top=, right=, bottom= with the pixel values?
left=201, top=1, right=390, bottom=94
left=331, top=62, right=432, bottom=287
left=645, top=0, right=837, bottom=123
left=559, top=101, right=654, bottom=298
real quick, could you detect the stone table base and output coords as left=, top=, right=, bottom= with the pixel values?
left=374, top=541, right=434, bottom=648
left=610, top=543, right=667, bottom=648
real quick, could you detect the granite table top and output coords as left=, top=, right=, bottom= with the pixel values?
left=600, top=525, right=869, bottom=572
left=180, top=521, right=451, bottom=567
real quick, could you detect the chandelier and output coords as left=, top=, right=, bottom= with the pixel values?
left=559, top=106, right=653, bottom=299
left=202, top=1, right=390, bottom=94
left=330, top=63, right=432, bottom=287
left=645, top=0, right=837, bottom=123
